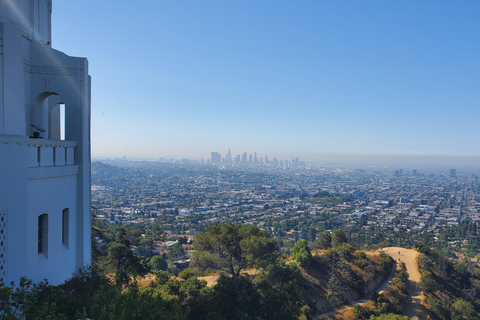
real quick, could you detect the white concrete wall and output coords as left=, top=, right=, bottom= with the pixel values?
left=0, top=137, right=81, bottom=285
left=2, top=22, right=26, bottom=135
left=0, top=0, right=51, bottom=44
left=0, top=0, right=91, bottom=285
left=26, top=174, right=78, bottom=284
left=0, top=142, right=29, bottom=282
left=28, top=41, right=92, bottom=271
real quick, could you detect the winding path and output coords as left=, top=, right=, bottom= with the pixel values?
left=381, top=247, right=426, bottom=320
left=313, top=259, right=397, bottom=319
left=315, top=247, right=426, bottom=320
left=197, top=248, right=427, bottom=319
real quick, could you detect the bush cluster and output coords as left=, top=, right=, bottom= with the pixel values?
left=1, top=261, right=308, bottom=320
left=415, top=241, right=480, bottom=319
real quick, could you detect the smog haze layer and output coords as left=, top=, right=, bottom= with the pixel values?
left=54, top=1, right=480, bottom=164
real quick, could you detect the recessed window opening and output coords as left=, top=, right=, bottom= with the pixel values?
left=38, top=216, right=42, bottom=253
left=49, top=102, right=65, bottom=140
left=38, top=214, right=48, bottom=257
left=0, top=212, right=7, bottom=284
left=62, top=209, right=69, bottom=248
left=60, top=103, right=65, bottom=140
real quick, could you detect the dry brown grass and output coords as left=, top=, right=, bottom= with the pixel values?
left=136, top=273, right=156, bottom=286
left=197, top=268, right=260, bottom=287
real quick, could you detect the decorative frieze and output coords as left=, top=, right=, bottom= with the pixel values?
left=23, top=62, right=77, bottom=76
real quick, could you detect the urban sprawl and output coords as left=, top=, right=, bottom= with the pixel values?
left=91, top=158, right=480, bottom=261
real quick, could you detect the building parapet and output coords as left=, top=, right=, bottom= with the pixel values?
left=0, top=135, right=76, bottom=167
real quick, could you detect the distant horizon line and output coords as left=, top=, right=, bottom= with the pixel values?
left=92, top=152, right=480, bottom=160
left=92, top=152, right=480, bottom=171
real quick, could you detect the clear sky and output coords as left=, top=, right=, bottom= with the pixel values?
left=52, top=1, right=480, bottom=163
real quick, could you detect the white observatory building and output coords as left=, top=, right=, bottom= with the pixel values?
left=0, top=1, right=91, bottom=285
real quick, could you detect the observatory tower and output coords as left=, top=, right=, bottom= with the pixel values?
left=0, top=1, right=91, bottom=284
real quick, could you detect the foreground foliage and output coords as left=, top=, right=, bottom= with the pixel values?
left=0, top=268, right=185, bottom=320
left=2, top=221, right=406, bottom=320
left=1, top=261, right=306, bottom=320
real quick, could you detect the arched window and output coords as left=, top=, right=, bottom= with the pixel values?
left=38, top=214, right=48, bottom=257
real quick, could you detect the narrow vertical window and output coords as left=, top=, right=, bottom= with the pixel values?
left=62, top=209, right=69, bottom=248
left=60, top=103, right=65, bottom=140
left=38, top=215, right=43, bottom=253
left=38, top=214, right=48, bottom=256
left=0, top=212, right=7, bottom=284
left=49, top=102, right=65, bottom=140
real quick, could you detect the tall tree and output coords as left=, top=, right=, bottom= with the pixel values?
left=331, top=229, right=348, bottom=248
left=91, top=208, right=106, bottom=266
left=107, top=228, right=144, bottom=286
left=291, top=240, right=313, bottom=267
left=150, top=255, right=168, bottom=271
left=207, top=275, right=261, bottom=320
left=313, top=232, right=332, bottom=249
left=192, top=223, right=279, bottom=276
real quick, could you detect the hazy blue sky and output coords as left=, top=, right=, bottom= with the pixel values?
left=53, top=1, right=480, bottom=162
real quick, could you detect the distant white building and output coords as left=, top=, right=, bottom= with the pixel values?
left=0, top=1, right=91, bottom=285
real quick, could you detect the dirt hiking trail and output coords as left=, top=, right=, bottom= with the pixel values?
left=315, top=247, right=427, bottom=320
left=381, top=247, right=427, bottom=320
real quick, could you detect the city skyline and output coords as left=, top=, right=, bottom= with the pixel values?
left=210, top=149, right=305, bottom=166
left=53, top=1, right=480, bottom=162
left=93, top=150, right=480, bottom=171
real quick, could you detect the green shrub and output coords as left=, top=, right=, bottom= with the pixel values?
left=291, top=240, right=313, bottom=267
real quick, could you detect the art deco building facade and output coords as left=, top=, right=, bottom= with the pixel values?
left=0, top=0, right=91, bottom=285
